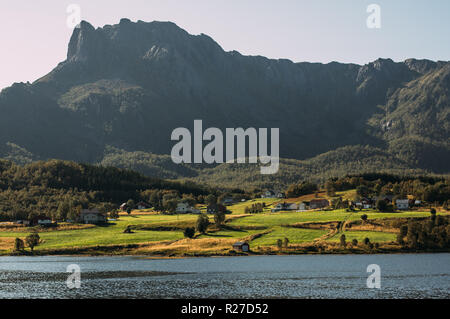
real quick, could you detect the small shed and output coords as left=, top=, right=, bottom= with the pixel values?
left=136, top=201, right=151, bottom=210
left=396, top=199, right=409, bottom=210
left=29, top=215, right=53, bottom=227
left=232, top=241, right=250, bottom=252
left=120, top=203, right=128, bottom=211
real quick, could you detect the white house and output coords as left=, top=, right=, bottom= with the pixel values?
left=272, top=202, right=298, bottom=212
left=136, top=201, right=151, bottom=210
left=176, top=203, right=200, bottom=214
left=37, top=219, right=53, bottom=226
left=262, top=190, right=276, bottom=198
left=396, top=199, right=409, bottom=210
left=298, top=202, right=307, bottom=211
left=79, top=209, right=107, bottom=224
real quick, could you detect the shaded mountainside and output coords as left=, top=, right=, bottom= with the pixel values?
left=0, top=19, right=449, bottom=187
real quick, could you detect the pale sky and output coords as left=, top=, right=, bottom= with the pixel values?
left=1, top=0, right=449, bottom=89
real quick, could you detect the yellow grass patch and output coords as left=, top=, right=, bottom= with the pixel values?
left=0, top=237, right=17, bottom=250
left=136, top=237, right=238, bottom=254
left=282, top=191, right=328, bottom=203
left=344, top=224, right=398, bottom=233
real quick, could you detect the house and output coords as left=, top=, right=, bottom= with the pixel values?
left=29, top=215, right=53, bottom=227
left=15, top=220, right=31, bottom=226
left=355, top=198, right=372, bottom=209
left=309, top=199, right=329, bottom=209
left=298, top=202, right=308, bottom=211
left=361, top=198, right=372, bottom=209
left=136, top=201, right=151, bottom=210
left=232, top=241, right=250, bottom=252
left=120, top=203, right=128, bottom=211
left=262, top=190, right=276, bottom=198
left=396, top=199, right=409, bottom=210
left=271, top=202, right=298, bottom=212
left=79, top=209, right=107, bottom=224
left=222, top=198, right=235, bottom=206
left=38, top=219, right=54, bottom=226
left=276, top=192, right=285, bottom=199
left=176, top=203, right=200, bottom=214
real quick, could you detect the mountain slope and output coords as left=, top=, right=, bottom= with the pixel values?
left=0, top=19, right=448, bottom=185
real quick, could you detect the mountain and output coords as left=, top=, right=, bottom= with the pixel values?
left=0, top=19, right=448, bottom=188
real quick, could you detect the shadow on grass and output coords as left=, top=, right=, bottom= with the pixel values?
left=204, top=233, right=232, bottom=238
left=95, top=222, right=117, bottom=227
left=220, top=225, right=246, bottom=232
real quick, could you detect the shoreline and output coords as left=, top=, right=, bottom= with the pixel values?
left=2, top=245, right=449, bottom=258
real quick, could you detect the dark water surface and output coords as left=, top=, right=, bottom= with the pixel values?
left=0, top=254, right=449, bottom=298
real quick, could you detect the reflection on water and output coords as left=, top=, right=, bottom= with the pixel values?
left=0, top=254, right=449, bottom=299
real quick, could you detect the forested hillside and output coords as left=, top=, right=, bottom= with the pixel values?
left=0, top=159, right=209, bottom=221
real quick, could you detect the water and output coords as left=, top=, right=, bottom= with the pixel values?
left=0, top=254, right=449, bottom=298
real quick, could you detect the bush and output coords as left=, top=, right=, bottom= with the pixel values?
left=430, top=208, right=437, bottom=223
left=123, top=225, right=133, bottom=233
left=14, top=238, right=24, bottom=251
left=340, top=234, right=346, bottom=247
left=126, top=199, right=135, bottom=215
left=396, top=233, right=404, bottom=245
left=361, top=214, right=368, bottom=222
left=214, top=211, right=226, bottom=227
left=25, top=233, right=40, bottom=252
left=183, top=227, right=195, bottom=238
left=351, top=239, right=358, bottom=246
left=109, top=210, right=119, bottom=219
left=376, top=200, right=388, bottom=212
left=196, top=214, right=210, bottom=234
left=399, top=225, right=408, bottom=237
left=276, top=239, right=283, bottom=249
left=283, top=237, right=289, bottom=248
left=363, top=237, right=370, bottom=246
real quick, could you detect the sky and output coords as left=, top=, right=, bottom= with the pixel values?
left=1, top=0, right=449, bottom=89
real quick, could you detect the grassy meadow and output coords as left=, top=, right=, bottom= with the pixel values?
left=0, top=195, right=446, bottom=256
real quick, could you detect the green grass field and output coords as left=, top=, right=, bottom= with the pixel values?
left=251, top=227, right=327, bottom=246
left=0, top=214, right=199, bottom=250
left=228, top=198, right=279, bottom=214
left=228, top=209, right=433, bottom=227
left=327, top=230, right=396, bottom=243
left=0, top=204, right=441, bottom=253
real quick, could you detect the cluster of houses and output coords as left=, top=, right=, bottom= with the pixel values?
left=261, top=190, right=285, bottom=199
left=119, top=201, right=151, bottom=211
left=350, top=196, right=420, bottom=210
left=175, top=202, right=201, bottom=214
left=271, top=199, right=331, bottom=212
left=11, top=192, right=420, bottom=228
left=14, top=209, right=107, bottom=227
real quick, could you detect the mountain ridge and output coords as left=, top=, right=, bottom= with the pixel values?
left=0, top=19, right=448, bottom=187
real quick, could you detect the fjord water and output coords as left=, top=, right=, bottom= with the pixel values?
left=0, top=254, right=449, bottom=298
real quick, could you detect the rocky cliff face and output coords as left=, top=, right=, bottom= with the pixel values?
left=0, top=19, right=448, bottom=176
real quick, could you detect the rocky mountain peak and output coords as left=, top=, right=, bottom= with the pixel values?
left=67, top=20, right=98, bottom=62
